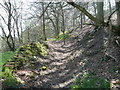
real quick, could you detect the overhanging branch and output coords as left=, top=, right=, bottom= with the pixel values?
left=67, top=2, right=120, bottom=32
left=67, top=2, right=99, bottom=24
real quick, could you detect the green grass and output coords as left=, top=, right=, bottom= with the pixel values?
left=51, top=31, right=69, bottom=41
left=0, top=51, right=15, bottom=65
left=1, top=67, right=19, bottom=88
left=70, top=73, right=110, bottom=89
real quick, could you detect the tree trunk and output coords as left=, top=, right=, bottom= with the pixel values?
left=16, top=19, right=21, bottom=44
left=67, top=2, right=120, bottom=32
left=80, top=12, right=83, bottom=29
left=55, top=14, right=60, bottom=38
left=42, top=2, right=47, bottom=41
left=13, top=28, right=16, bottom=50
left=116, top=1, right=120, bottom=26
left=46, top=10, right=56, bottom=36
left=67, top=2, right=100, bottom=25
left=72, top=12, right=75, bottom=28
left=93, top=2, right=97, bottom=17
left=108, top=0, right=112, bottom=14
left=96, top=2, right=104, bottom=25
left=60, top=3, right=66, bottom=45
left=27, top=26, right=30, bottom=42
left=8, top=1, right=15, bottom=51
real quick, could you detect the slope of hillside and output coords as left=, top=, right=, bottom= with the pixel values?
left=2, top=25, right=120, bottom=89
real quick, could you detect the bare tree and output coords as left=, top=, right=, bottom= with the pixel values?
left=115, top=1, right=120, bottom=26
left=0, top=1, right=15, bottom=51
left=42, top=2, right=47, bottom=41
left=48, top=3, right=61, bottom=38
left=0, top=0, right=23, bottom=51
left=93, top=2, right=97, bottom=17
left=96, top=1, right=104, bottom=25
left=60, top=2, right=66, bottom=44
left=67, top=2, right=120, bottom=32
left=108, top=0, right=112, bottom=14
left=28, top=1, right=51, bottom=40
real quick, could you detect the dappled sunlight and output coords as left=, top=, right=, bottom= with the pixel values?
left=74, top=72, right=83, bottom=78
left=1, top=0, right=120, bottom=89
left=52, top=78, right=75, bottom=88
left=58, top=70, right=69, bottom=77
left=59, top=65, right=66, bottom=70
left=40, top=67, right=58, bottom=75
left=42, top=78, right=50, bottom=83
left=50, top=62, right=64, bottom=66
left=38, top=58, right=50, bottom=63
left=72, top=50, right=83, bottom=58
left=58, top=72, right=66, bottom=77
left=79, top=61, right=86, bottom=66
left=110, top=79, right=120, bottom=88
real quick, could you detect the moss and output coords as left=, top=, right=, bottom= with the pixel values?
left=51, top=31, right=69, bottom=41
left=25, top=50, right=33, bottom=55
left=4, top=41, right=48, bottom=70
left=18, top=41, right=48, bottom=56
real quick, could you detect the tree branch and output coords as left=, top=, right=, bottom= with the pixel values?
left=107, top=7, right=120, bottom=22
left=0, top=14, right=8, bottom=26
left=67, top=2, right=99, bottom=24
left=67, top=2, right=120, bottom=32
left=0, top=25, right=7, bottom=38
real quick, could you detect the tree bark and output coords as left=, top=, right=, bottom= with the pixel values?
left=55, top=13, right=60, bottom=38
left=42, top=2, right=47, bottom=41
left=67, top=2, right=100, bottom=25
left=28, top=27, right=30, bottom=42
left=108, top=0, right=112, bottom=14
left=67, top=2, right=120, bottom=32
left=7, top=1, right=15, bottom=51
left=116, top=1, right=120, bottom=26
left=60, top=3, right=66, bottom=45
left=96, top=2, right=104, bottom=25
left=93, top=2, right=97, bottom=17
left=80, top=12, right=83, bottom=29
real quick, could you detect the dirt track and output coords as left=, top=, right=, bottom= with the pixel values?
left=15, top=26, right=120, bottom=88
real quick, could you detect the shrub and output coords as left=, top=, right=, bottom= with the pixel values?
left=1, top=67, right=18, bottom=88
left=51, top=31, right=69, bottom=41
left=10, top=41, right=48, bottom=69
left=70, top=73, right=110, bottom=89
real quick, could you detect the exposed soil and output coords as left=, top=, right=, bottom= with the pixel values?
left=14, top=25, right=120, bottom=89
